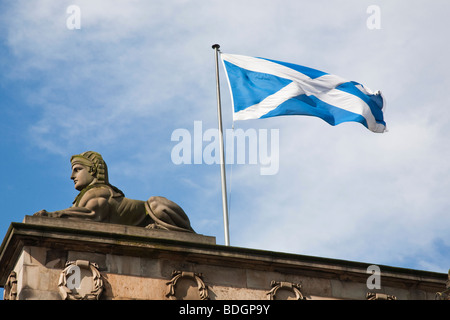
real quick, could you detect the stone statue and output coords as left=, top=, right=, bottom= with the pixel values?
left=34, top=151, right=195, bottom=233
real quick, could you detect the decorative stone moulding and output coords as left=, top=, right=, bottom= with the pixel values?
left=58, top=260, right=104, bottom=300
left=266, top=280, right=306, bottom=300
left=366, top=292, right=397, bottom=300
left=435, top=289, right=450, bottom=300
left=166, top=270, right=209, bottom=300
left=3, top=271, right=17, bottom=300
left=435, top=269, right=450, bottom=300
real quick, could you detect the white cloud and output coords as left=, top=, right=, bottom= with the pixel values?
left=1, top=0, right=449, bottom=273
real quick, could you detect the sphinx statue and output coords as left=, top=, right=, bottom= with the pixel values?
left=33, top=151, right=195, bottom=233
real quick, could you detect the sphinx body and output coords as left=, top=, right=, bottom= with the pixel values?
left=34, top=151, right=195, bottom=233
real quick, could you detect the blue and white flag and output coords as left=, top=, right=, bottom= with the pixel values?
left=221, top=53, right=386, bottom=133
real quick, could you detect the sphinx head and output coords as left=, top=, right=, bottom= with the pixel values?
left=70, top=151, right=109, bottom=191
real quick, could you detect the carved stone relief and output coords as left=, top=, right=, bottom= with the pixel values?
left=435, top=269, right=450, bottom=300
left=266, top=280, right=305, bottom=300
left=58, top=260, right=104, bottom=300
left=436, top=289, right=450, bottom=300
left=166, top=270, right=209, bottom=300
left=366, top=292, right=397, bottom=300
left=3, top=271, right=17, bottom=300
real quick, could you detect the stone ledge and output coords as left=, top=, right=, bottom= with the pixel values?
left=22, top=215, right=216, bottom=245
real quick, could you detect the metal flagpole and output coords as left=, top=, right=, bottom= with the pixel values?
left=212, top=44, right=230, bottom=246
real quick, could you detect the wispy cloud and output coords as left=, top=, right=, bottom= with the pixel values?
left=1, top=0, right=449, bottom=273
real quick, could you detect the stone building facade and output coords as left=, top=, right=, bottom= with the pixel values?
left=0, top=216, right=447, bottom=300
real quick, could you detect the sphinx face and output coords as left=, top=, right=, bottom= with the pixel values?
left=71, top=163, right=95, bottom=191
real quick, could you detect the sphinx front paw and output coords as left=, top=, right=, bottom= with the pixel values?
left=34, top=209, right=48, bottom=217
left=33, top=210, right=62, bottom=218
left=145, top=223, right=166, bottom=230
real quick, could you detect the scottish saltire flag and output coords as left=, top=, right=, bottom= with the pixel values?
left=221, top=53, right=386, bottom=133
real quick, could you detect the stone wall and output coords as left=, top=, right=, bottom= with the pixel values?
left=0, top=216, right=447, bottom=300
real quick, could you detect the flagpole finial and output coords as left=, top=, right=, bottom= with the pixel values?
left=212, top=44, right=220, bottom=50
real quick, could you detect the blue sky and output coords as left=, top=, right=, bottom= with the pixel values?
left=1, top=0, right=449, bottom=298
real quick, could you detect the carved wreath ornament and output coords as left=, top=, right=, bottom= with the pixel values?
left=435, top=270, right=450, bottom=300
left=3, top=271, right=17, bottom=300
left=58, top=260, right=104, bottom=300
left=166, top=270, right=209, bottom=300
left=266, top=281, right=305, bottom=300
